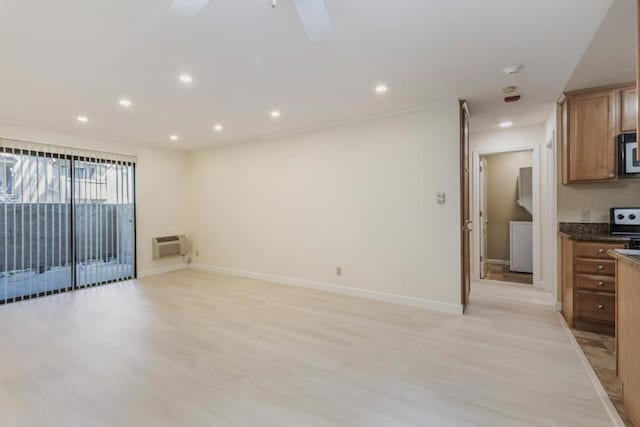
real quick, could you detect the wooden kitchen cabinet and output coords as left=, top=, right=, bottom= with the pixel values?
left=560, top=237, right=626, bottom=335
left=560, top=83, right=636, bottom=184
left=613, top=253, right=640, bottom=427
left=562, top=88, right=618, bottom=183
left=621, top=87, right=638, bottom=132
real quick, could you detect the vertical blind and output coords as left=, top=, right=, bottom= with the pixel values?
left=0, top=138, right=136, bottom=304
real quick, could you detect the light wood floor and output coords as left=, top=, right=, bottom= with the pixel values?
left=0, top=269, right=615, bottom=426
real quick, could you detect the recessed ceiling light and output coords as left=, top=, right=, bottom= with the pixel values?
left=213, top=124, right=224, bottom=132
left=118, top=98, right=132, bottom=107
left=169, top=134, right=179, bottom=141
left=499, top=121, right=513, bottom=128
left=178, top=73, right=193, bottom=84
left=375, top=84, right=388, bottom=93
left=502, top=64, right=524, bottom=75
left=270, top=110, right=281, bottom=118
left=77, top=116, right=89, bottom=123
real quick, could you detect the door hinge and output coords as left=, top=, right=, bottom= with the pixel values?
left=480, top=210, right=483, bottom=217
left=480, top=166, right=483, bottom=172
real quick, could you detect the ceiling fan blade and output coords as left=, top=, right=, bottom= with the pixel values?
left=294, top=0, right=332, bottom=41
left=170, top=0, right=210, bottom=16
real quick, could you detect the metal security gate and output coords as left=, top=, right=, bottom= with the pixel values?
left=0, top=140, right=136, bottom=304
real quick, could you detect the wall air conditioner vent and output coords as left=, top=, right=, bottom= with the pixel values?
left=152, top=235, right=188, bottom=260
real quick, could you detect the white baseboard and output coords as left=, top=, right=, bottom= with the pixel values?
left=557, top=313, right=625, bottom=427
left=191, top=264, right=463, bottom=315
left=138, top=263, right=188, bottom=278
left=533, top=279, right=549, bottom=291
left=486, top=259, right=510, bottom=265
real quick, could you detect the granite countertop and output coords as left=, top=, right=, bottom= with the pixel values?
left=558, top=222, right=632, bottom=243
left=608, top=249, right=640, bottom=268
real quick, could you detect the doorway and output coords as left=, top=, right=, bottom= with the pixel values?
left=476, top=149, right=537, bottom=286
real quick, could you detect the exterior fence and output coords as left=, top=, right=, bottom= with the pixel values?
left=0, top=203, right=134, bottom=273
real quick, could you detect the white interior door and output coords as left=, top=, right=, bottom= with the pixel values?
left=479, top=158, right=488, bottom=278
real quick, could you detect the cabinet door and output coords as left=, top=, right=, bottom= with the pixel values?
left=621, top=87, right=637, bottom=132
left=566, top=90, right=618, bottom=183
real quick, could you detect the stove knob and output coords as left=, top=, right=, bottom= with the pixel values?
left=618, top=214, right=626, bottom=220
left=630, top=214, right=637, bottom=220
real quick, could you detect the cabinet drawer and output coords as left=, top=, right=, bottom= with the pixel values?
left=575, top=259, right=615, bottom=276
left=575, top=242, right=625, bottom=259
left=576, top=274, right=615, bottom=292
left=576, top=291, right=615, bottom=323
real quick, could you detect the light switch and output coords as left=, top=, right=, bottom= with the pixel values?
left=437, top=192, right=446, bottom=205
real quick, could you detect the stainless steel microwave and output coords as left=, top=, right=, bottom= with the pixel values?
left=618, top=133, right=640, bottom=177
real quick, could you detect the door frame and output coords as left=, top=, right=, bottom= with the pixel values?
left=460, top=101, right=471, bottom=310
left=478, top=157, right=488, bottom=279
left=471, top=144, right=542, bottom=288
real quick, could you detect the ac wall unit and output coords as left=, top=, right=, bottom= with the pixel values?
left=152, top=235, right=188, bottom=260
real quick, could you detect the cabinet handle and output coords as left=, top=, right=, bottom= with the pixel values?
left=598, top=281, right=605, bottom=286
left=597, top=304, right=604, bottom=310
left=598, top=265, right=605, bottom=270
left=598, top=248, right=605, bottom=254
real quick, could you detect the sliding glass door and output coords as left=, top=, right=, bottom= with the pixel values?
left=0, top=149, right=73, bottom=301
left=0, top=145, right=135, bottom=304
left=74, top=158, right=135, bottom=287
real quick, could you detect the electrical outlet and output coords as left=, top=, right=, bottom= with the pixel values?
left=580, top=210, right=591, bottom=222
left=436, top=192, right=446, bottom=205
left=336, top=267, right=342, bottom=276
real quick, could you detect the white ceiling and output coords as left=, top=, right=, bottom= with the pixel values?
left=566, top=0, right=636, bottom=91
left=0, top=0, right=613, bottom=149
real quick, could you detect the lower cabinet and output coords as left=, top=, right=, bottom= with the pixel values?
left=561, top=238, right=626, bottom=335
left=575, top=291, right=615, bottom=323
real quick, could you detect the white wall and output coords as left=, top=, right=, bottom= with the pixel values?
left=470, top=122, right=556, bottom=294
left=557, top=181, right=640, bottom=223
left=186, top=103, right=463, bottom=312
left=0, top=122, right=189, bottom=277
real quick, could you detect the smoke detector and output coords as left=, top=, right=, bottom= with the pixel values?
left=502, top=64, right=524, bottom=75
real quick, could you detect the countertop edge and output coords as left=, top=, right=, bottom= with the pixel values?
left=608, top=249, right=640, bottom=269
left=558, top=231, right=631, bottom=243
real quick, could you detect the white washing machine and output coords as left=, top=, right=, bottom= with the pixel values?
left=510, top=221, right=533, bottom=273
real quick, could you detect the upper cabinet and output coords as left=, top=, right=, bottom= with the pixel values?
left=621, top=87, right=638, bottom=133
left=560, top=83, right=637, bottom=184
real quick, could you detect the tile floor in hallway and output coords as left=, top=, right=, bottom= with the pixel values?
left=573, top=330, right=634, bottom=427
left=485, top=261, right=534, bottom=285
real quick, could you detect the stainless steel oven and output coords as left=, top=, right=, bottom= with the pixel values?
left=618, top=133, right=640, bottom=177
left=610, top=207, right=640, bottom=249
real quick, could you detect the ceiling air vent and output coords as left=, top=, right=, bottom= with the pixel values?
left=152, top=235, right=188, bottom=260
